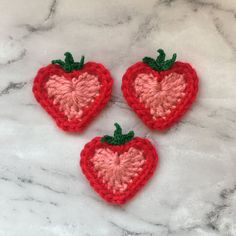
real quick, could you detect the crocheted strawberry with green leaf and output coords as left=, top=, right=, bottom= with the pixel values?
left=80, top=123, right=158, bottom=204
left=33, top=52, right=113, bottom=132
left=122, top=49, right=198, bottom=130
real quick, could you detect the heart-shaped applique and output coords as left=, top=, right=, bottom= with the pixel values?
left=80, top=123, right=158, bottom=204
left=122, top=49, right=198, bottom=130
left=33, top=52, right=113, bottom=132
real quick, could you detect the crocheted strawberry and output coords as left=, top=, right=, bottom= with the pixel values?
left=80, top=123, right=158, bottom=204
left=33, top=52, right=113, bottom=132
left=122, top=49, right=198, bottom=130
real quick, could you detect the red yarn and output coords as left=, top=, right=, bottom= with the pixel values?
left=122, top=61, right=198, bottom=130
left=33, top=63, right=113, bottom=132
left=80, top=137, right=158, bottom=204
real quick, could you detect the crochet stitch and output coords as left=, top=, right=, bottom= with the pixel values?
left=122, top=49, right=199, bottom=130
left=91, top=147, right=145, bottom=193
left=45, top=73, right=101, bottom=121
left=33, top=52, right=113, bottom=132
left=134, top=72, right=186, bottom=119
left=80, top=123, right=158, bottom=204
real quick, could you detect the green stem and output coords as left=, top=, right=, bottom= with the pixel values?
left=101, top=123, right=134, bottom=145
left=52, top=52, right=85, bottom=72
left=142, top=49, right=176, bottom=71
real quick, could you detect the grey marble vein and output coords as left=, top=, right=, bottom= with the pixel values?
left=187, top=0, right=236, bottom=15
left=0, top=82, right=27, bottom=96
left=110, top=221, right=154, bottom=236
left=0, top=48, right=26, bottom=66
left=17, top=176, right=67, bottom=195
left=213, top=17, right=236, bottom=53
left=18, top=0, right=58, bottom=37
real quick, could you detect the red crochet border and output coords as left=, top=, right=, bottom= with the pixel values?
left=80, top=137, right=158, bottom=204
left=122, top=61, right=199, bottom=130
left=32, top=63, right=113, bottom=132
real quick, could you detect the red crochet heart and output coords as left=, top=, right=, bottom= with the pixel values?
left=33, top=54, right=112, bottom=132
left=122, top=51, right=198, bottom=130
left=80, top=136, right=158, bottom=204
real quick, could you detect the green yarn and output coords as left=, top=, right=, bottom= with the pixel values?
left=143, top=49, right=176, bottom=71
left=101, top=123, right=134, bottom=145
left=52, top=52, right=85, bottom=72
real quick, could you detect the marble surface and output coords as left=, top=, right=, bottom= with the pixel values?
left=0, top=0, right=236, bottom=235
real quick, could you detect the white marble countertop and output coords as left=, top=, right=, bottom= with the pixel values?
left=0, top=0, right=236, bottom=235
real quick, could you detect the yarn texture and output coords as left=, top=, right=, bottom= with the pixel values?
left=91, top=147, right=145, bottom=193
left=134, top=72, right=186, bottom=119
left=80, top=124, right=158, bottom=204
left=33, top=53, right=113, bottom=132
left=45, top=73, right=101, bottom=121
left=122, top=49, right=198, bottom=130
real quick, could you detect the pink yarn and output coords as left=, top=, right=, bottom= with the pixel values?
left=91, top=147, right=145, bottom=193
left=134, top=72, right=186, bottom=119
left=45, top=72, right=101, bottom=120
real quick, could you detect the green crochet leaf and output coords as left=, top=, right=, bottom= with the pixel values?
left=143, top=48, right=177, bottom=71
left=52, top=52, right=85, bottom=72
left=101, top=123, right=134, bottom=145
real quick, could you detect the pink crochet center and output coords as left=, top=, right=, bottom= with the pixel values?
left=134, top=72, right=187, bottom=119
left=45, top=72, right=101, bottom=120
left=91, top=147, right=145, bottom=193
